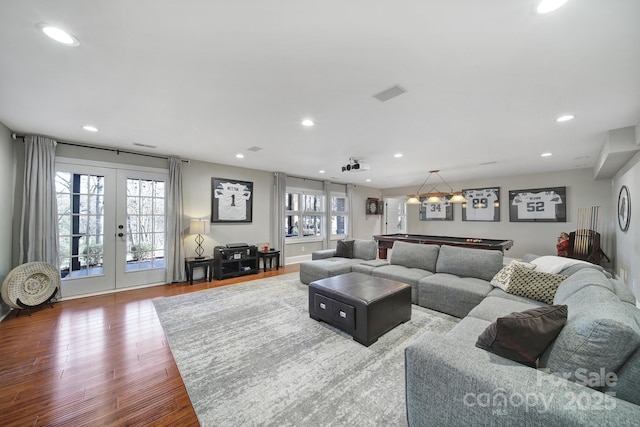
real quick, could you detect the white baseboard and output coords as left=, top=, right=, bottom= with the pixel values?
left=285, top=254, right=312, bottom=265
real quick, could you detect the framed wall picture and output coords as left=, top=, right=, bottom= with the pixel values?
left=618, top=185, right=631, bottom=232
left=462, top=188, right=500, bottom=222
left=211, top=178, right=253, bottom=223
left=509, top=186, right=566, bottom=222
left=366, top=198, right=383, bottom=215
left=419, top=196, right=453, bottom=221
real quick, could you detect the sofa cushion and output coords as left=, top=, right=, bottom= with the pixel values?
left=553, top=268, right=616, bottom=304
left=371, top=264, right=432, bottom=304
left=531, top=255, right=593, bottom=274
left=389, top=241, right=439, bottom=272
left=607, top=346, right=640, bottom=405
left=610, top=279, right=638, bottom=305
left=506, top=267, right=567, bottom=304
left=335, top=239, right=354, bottom=258
left=490, top=260, right=536, bottom=291
left=353, top=239, right=377, bottom=261
left=418, top=274, right=493, bottom=318
left=351, top=259, right=388, bottom=275
left=475, top=305, right=568, bottom=367
left=540, top=270, right=640, bottom=390
left=467, top=295, right=545, bottom=323
left=435, top=245, right=503, bottom=281
left=446, top=316, right=491, bottom=344
left=299, top=258, right=361, bottom=284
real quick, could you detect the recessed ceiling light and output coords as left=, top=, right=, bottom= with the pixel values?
left=365, top=179, right=372, bottom=182
left=394, top=153, right=403, bottom=158
left=37, top=23, right=80, bottom=46
left=556, top=115, right=574, bottom=122
left=82, top=125, right=98, bottom=132
left=301, top=119, right=315, bottom=127
left=236, top=153, right=244, bottom=159
left=541, top=152, right=553, bottom=157
left=537, top=0, right=570, bottom=14
left=319, top=170, right=325, bottom=174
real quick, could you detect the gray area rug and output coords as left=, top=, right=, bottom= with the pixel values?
left=153, top=273, right=459, bottom=426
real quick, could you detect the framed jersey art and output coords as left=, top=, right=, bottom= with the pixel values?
left=509, top=186, right=566, bottom=222
left=420, top=196, right=453, bottom=221
left=462, top=187, right=500, bottom=222
left=211, top=177, right=253, bottom=223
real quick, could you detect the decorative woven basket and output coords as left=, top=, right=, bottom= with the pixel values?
left=1, top=262, right=60, bottom=309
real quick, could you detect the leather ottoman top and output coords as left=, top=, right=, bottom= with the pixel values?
left=309, top=272, right=410, bottom=305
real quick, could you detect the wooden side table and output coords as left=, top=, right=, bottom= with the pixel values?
left=258, top=250, right=280, bottom=272
left=185, top=256, right=214, bottom=285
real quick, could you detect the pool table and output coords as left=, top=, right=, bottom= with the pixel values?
left=372, top=234, right=513, bottom=259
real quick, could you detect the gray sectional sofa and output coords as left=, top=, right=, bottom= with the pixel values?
left=300, top=239, right=640, bottom=425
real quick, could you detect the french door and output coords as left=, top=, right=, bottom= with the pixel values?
left=56, top=161, right=168, bottom=298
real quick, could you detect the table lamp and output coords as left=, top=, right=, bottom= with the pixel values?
left=189, top=219, right=207, bottom=259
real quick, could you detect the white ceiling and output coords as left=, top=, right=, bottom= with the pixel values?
left=1, top=1, right=639, bottom=189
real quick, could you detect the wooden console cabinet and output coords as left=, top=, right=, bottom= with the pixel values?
left=213, top=245, right=258, bottom=280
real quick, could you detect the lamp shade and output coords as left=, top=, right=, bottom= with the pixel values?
left=448, top=193, right=467, bottom=203
left=406, top=196, right=421, bottom=205
left=189, top=219, right=207, bottom=235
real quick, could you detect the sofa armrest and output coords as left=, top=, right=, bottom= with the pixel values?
left=405, top=332, right=640, bottom=427
left=312, top=249, right=336, bottom=260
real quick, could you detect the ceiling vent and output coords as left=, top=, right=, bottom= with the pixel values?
left=133, top=142, right=156, bottom=148
left=373, top=85, right=407, bottom=102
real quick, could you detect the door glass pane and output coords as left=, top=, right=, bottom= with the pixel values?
left=57, top=172, right=105, bottom=279
left=125, top=178, right=166, bottom=272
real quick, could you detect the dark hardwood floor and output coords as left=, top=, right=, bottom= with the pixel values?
left=0, top=264, right=300, bottom=426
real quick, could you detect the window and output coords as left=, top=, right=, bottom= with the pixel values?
left=285, top=190, right=325, bottom=239
left=330, top=193, right=348, bottom=238
left=397, top=202, right=406, bottom=232
left=56, top=171, right=106, bottom=278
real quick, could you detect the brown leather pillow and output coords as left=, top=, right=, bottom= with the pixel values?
left=475, top=305, right=568, bottom=367
left=335, top=240, right=354, bottom=258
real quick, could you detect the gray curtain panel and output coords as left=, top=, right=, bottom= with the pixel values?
left=166, top=157, right=186, bottom=283
left=271, top=172, right=286, bottom=265
left=20, top=135, right=59, bottom=266
left=346, top=184, right=354, bottom=239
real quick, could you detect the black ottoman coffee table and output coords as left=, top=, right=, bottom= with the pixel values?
left=309, top=272, right=412, bottom=346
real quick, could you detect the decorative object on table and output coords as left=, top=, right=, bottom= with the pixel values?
left=566, top=206, right=610, bottom=265
left=556, top=232, right=569, bottom=257
left=618, top=185, right=631, bottom=232
left=257, top=247, right=280, bottom=272
left=211, top=177, right=253, bottom=223
left=366, top=198, right=383, bottom=215
left=406, top=170, right=467, bottom=205
left=461, top=187, right=500, bottom=221
left=419, top=195, right=453, bottom=221
left=189, top=218, right=208, bottom=259
left=0, top=262, right=60, bottom=314
left=509, top=186, right=566, bottom=222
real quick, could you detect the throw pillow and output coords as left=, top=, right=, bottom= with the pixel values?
left=531, top=255, right=592, bottom=274
left=335, top=240, right=354, bottom=258
left=476, top=305, right=568, bottom=367
left=490, top=260, right=536, bottom=291
left=506, top=267, right=568, bottom=304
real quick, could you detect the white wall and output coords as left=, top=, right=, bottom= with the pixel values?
left=181, top=159, right=273, bottom=257
left=382, top=168, right=614, bottom=262
left=613, top=151, right=640, bottom=299
left=0, top=123, right=15, bottom=319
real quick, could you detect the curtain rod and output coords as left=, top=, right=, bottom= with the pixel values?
left=11, top=133, right=189, bottom=163
left=284, top=173, right=353, bottom=187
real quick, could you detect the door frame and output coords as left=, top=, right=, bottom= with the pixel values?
left=56, top=158, right=169, bottom=299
